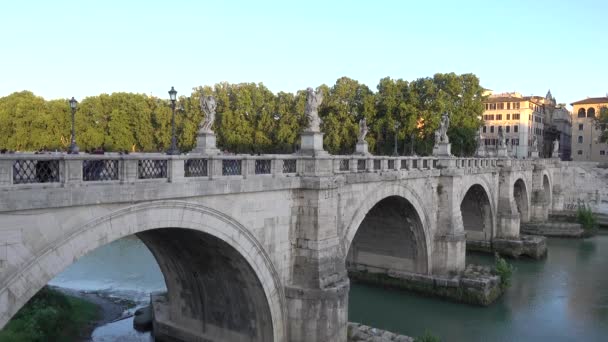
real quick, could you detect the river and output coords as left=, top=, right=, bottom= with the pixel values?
left=49, top=235, right=608, bottom=341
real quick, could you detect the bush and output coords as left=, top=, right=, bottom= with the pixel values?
left=0, top=286, right=98, bottom=342
left=576, top=203, right=598, bottom=232
left=414, top=330, right=441, bottom=342
left=494, top=253, right=514, bottom=290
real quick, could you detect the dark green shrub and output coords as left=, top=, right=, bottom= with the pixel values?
left=576, top=203, right=598, bottom=232
left=494, top=253, right=514, bottom=290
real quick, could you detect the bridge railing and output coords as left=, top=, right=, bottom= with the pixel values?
left=0, top=153, right=306, bottom=187
left=0, top=153, right=551, bottom=187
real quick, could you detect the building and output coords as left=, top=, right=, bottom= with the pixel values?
left=481, top=91, right=546, bottom=159
left=570, top=96, right=608, bottom=161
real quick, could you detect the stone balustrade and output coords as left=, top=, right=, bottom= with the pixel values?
left=0, top=152, right=554, bottom=188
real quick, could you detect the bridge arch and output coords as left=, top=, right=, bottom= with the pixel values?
left=342, top=183, right=431, bottom=275
left=514, top=178, right=530, bottom=223
left=460, top=183, right=495, bottom=242
left=0, top=201, right=286, bottom=341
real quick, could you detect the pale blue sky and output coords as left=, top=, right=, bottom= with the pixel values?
left=2, top=0, right=607, bottom=107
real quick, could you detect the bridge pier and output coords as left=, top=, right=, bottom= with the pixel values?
left=433, top=165, right=466, bottom=275
left=287, top=163, right=349, bottom=342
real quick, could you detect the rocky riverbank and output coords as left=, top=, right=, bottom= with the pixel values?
left=348, top=322, right=413, bottom=341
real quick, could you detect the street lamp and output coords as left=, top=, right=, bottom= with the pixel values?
left=410, top=132, right=416, bottom=156
left=393, top=122, right=400, bottom=156
left=68, top=97, right=79, bottom=154
left=166, top=86, right=179, bottom=155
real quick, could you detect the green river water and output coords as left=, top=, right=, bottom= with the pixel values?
left=349, top=236, right=608, bottom=341
left=49, top=235, right=608, bottom=341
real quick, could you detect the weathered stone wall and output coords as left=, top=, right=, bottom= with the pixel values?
left=558, top=162, right=608, bottom=215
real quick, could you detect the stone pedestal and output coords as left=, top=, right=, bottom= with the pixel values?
left=354, top=141, right=370, bottom=155
left=496, top=146, right=508, bottom=158
left=300, top=131, right=328, bottom=156
left=192, top=131, right=221, bottom=155
left=432, top=142, right=451, bottom=157
left=530, top=151, right=539, bottom=159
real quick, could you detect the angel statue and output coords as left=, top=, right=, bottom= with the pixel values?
left=358, top=117, right=368, bottom=143
left=436, top=112, right=450, bottom=143
left=553, top=138, right=560, bottom=155
left=531, top=135, right=538, bottom=152
left=304, top=87, right=323, bottom=132
left=199, top=95, right=217, bottom=133
left=498, top=127, right=506, bottom=147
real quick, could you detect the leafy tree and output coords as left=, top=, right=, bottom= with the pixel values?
left=594, top=106, right=608, bottom=143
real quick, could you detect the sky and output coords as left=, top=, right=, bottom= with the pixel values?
left=1, top=0, right=607, bottom=107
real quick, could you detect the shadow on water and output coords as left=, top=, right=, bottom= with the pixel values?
left=349, top=236, right=608, bottom=342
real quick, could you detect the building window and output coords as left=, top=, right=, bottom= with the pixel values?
left=601, top=151, right=606, bottom=156
left=483, top=126, right=487, bottom=133
left=579, top=124, right=584, bottom=131
left=578, top=150, right=583, bottom=155
left=578, top=136, right=584, bottom=143
left=578, top=108, right=586, bottom=118
left=529, top=114, right=532, bottom=121
left=588, top=107, right=596, bottom=118
left=513, top=113, right=520, bottom=120
left=506, top=114, right=511, bottom=120
left=506, top=126, right=510, bottom=133
left=515, top=102, right=520, bottom=109
left=514, top=125, right=518, bottom=133
left=498, top=103, right=504, bottom=110
left=496, top=114, right=502, bottom=120
left=507, top=103, right=511, bottom=110
left=490, top=126, right=494, bottom=133
left=505, top=138, right=509, bottom=145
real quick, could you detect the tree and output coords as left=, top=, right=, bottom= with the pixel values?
left=594, top=106, right=608, bottom=143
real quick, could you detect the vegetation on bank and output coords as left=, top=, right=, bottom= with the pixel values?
left=0, top=73, right=485, bottom=156
left=0, top=286, right=99, bottom=342
left=414, top=330, right=441, bottom=342
left=576, top=204, right=598, bottom=235
left=493, top=253, right=514, bottom=291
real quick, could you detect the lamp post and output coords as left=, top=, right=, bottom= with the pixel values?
left=393, top=122, right=400, bottom=156
left=410, top=132, right=416, bottom=156
left=68, top=97, right=79, bottom=154
left=167, top=86, right=179, bottom=155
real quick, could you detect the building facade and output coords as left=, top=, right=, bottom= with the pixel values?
left=481, top=92, right=545, bottom=159
left=570, top=97, right=608, bottom=161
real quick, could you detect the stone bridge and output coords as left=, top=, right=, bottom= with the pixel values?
left=0, top=153, right=564, bottom=341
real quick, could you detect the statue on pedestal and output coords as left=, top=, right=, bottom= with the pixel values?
left=199, top=95, right=216, bottom=133
left=531, top=135, right=538, bottom=152
left=305, top=87, right=323, bottom=132
left=498, top=127, right=506, bottom=148
left=358, top=118, right=368, bottom=143
left=438, top=112, right=450, bottom=143
left=552, top=138, right=560, bottom=157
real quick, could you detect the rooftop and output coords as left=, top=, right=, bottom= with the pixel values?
left=570, top=97, right=608, bottom=106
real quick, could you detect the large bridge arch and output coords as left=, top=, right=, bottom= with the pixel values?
left=513, top=178, right=530, bottom=223
left=0, top=201, right=286, bottom=341
left=459, top=182, right=495, bottom=242
left=341, top=183, right=432, bottom=275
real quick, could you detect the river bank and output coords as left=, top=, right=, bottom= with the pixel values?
left=52, top=286, right=136, bottom=341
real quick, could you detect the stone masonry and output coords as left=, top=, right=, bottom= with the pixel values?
left=0, top=153, right=568, bottom=341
